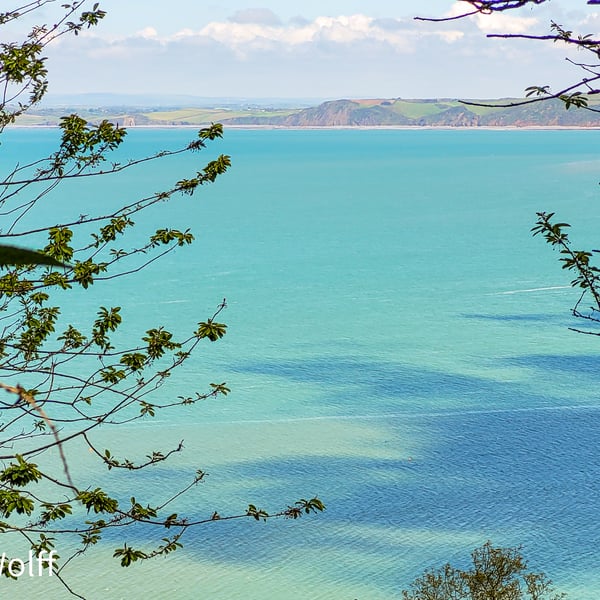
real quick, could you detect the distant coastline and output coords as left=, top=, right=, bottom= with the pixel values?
left=9, top=124, right=600, bottom=131
left=12, top=96, right=600, bottom=129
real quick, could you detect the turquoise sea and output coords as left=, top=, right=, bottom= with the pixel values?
left=2, top=128, right=600, bottom=598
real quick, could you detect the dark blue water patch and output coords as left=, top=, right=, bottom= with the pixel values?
left=503, top=353, right=600, bottom=378
left=191, top=410, right=600, bottom=542
left=173, top=407, right=600, bottom=593
left=71, top=405, right=600, bottom=596
left=461, top=312, right=566, bottom=323
left=233, top=356, right=493, bottom=391
left=409, top=408, right=600, bottom=581
left=231, top=356, right=571, bottom=410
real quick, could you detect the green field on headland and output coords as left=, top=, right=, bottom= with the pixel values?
left=14, top=97, right=600, bottom=127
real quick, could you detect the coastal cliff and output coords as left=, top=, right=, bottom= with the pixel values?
left=16, top=97, right=600, bottom=128
left=223, top=98, right=600, bottom=127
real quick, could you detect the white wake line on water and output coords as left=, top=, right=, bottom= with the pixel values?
left=493, top=285, right=571, bottom=295
left=202, top=403, right=600, bottom=425
left=133, top=299, right=190, bottom=306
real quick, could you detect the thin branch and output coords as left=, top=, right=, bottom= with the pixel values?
left=460, top=75, right=600, bottom=112
left=83, top=432, right=185, bottom=470
left=487, top=32, right=600, bottom=47
left=414, top=0, right=549, bottom=23
left=414, top=10, right=480, bottom=23
left=0, top=382, right=75, bottom=488
left=0, top=147, right=191, bottom=187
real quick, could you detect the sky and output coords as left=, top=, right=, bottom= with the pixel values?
left=12, top=0, right=600, bottom=100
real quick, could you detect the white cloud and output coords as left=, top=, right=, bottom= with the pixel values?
left=78, top=13, right=465, bottom=58
left=435, top=30, right=464, bottom=43
left=43, top=8, right=578, bottom=99
left=193, top=14, right=466, bottom=56
left=198, top=14, right=415, bottom=52
left=578, top=11, right=600, bottom=29
left=473, top=12, right=538, bottom=34
left=446, top=1, right=538, bottom=34
left=135, top=26, right=159, bottom=40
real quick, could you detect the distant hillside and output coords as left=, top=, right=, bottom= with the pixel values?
left=13, top=97, right=600, bottom=128
left=223, top=98, right=600, bottom=127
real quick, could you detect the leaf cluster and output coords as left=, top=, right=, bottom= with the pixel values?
left=0, top=5, right=324, bottom=598
left=419, top=2, right=600, bottom=114
left=402, top=542, right=565, bottom=600
left=532, top=212, right=600, bottom=327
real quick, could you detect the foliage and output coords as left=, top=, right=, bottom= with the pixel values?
left=0, top=244, right=67, bottom=267
left=0, top=2, right=324, bottom=598
left=418, top=1, right=600, bottom=113
left=531, top=212, right=600, bottom=334
left=401, top=542, right=566, bottom=600
left=414, top=9, right=599, bottom=599
left=420, top=1, right=600, bottom=328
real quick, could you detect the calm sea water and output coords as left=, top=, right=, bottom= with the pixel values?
left=2, top=128, right=600, bottom=598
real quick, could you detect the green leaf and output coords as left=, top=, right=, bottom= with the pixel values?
left=196, top=321, right=227, bottom=341
left=0, top=244, right=67, bottom=267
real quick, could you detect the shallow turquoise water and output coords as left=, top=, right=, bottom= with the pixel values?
left=1, top=128, right=600, bottom=598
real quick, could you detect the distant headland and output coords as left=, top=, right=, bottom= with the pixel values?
left=13, top=97, right=600, bottom=128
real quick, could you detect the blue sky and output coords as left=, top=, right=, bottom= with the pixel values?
left=20, top=0, right=600, bottom=99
